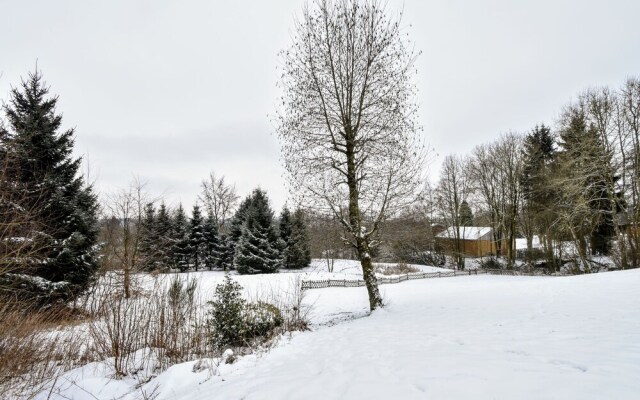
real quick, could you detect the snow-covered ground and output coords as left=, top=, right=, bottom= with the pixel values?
left=34, top=264, right=640, bottom=400
left=130, top=259, right=446, bottom=309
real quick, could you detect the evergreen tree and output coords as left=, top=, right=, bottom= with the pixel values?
left=557, top=110, right=616, bottom=257
left=203, top=211, right=221, bottom=270
left=520, top=124, right=556, bottom=261
left=279, top=207, right=294, bottom=268
left=139, top=202, right=158, bottom=271
left=189, top=204, right=206, bottom=271
left=0, top=71, right=99, bottom=304
left=458, top=200, right=474, bottom=227
left=171, top=204, right=191, bottom=271
left=155, top=202, right=173, bottom=269
left=279, top=207, right=293, bottom=251
left=220, top=196, right=252, bottom=270
left=287, top=209, right=312, bottom=269
left=521, top=124, right=555, bottom=208
left=235, top=189, right=281, bottom=274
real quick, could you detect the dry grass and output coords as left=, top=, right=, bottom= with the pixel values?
left=0, top=302, right=93, bottom=399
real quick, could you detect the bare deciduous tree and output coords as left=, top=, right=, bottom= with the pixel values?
left=277, top=0, right=425, bottom=310
left=435, top=155, right=471, bottom=269
left=101, top=178, right=152, bottom=298
left=618, top=78, right=640, bottom=266
left=199, top=171, right=239, bottom=230
left=493, top=133, right=523, bottom=267
left=306, top=211, right=347, bottom=273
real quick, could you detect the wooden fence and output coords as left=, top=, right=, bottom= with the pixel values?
left=300, top=269, right=563, bottom=290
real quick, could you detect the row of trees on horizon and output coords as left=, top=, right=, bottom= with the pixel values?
left=434, top=77, right=640, bottom=272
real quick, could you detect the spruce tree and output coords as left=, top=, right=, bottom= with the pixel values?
left=520, top=124, right=556, bottom=261
left=203, top=211, right=221, bottom=270
left=220, top=196, right=252, bottom=270
left=189, top=204, right=206, bottom=271
left=235, top=189, right=281, bottom=274
left=139, top=202, right=158, bottom=271
left=172, top=204, right=191, bottom=271
left=557, top=110, right=616, bottom=257
left=155, top=202, right=173, bottom=269
left=521, top=124, right=554, bottom=208
left=287, top=209, right=312, bottom=269
left=279, top=207, right=293, bottom=268
left=0, top=71, right=99, bottom=304
left=279, top=207, right=293, bottom=252
left=458, top=200, right=474, bottom=227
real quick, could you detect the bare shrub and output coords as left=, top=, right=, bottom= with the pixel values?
left=149, top=276, right=206, bottom=368
left=88, top=274, right=209, bottom=378
left=248, top=276, right=312, bottom=334
left=375, top=263, right=420, bottom=276
left=88, top=283, right=151, bottom=377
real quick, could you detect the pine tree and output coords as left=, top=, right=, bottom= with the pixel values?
left=189, top=204, right=206, bottom=271
left=172, top=204, right=190, bottom=271
left=458, top=200, right=474, bottom=227
left=287, top=209, right=311, bottom=269
left=203, top=211, right=221, bottom=270
left=235, top=189, right=281, bottom=274
left=139, top=202, right=158, bottom=271
left=0, top=71, right=99, bottom=304
left=155, top=202, right=173, bottom=269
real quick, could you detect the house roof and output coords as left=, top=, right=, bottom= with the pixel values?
left=436, top=226, right=493, bottom=240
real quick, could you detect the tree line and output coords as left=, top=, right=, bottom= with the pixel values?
left=129, top=189, right=311, bottom=275
left=434, top=78, right=640, bottom=272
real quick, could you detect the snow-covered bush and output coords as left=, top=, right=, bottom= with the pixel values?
left=207, top=274, right=247, bottom=348
left=421, top=251, right=446, bottom=267
left=479, top=257, right=503, bottom=270
left=245, top=302, right=283, bottom=339
left=207, top=275, right=285, bottom=349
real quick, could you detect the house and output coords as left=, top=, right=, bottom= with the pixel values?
left=435, top=226, right=507, bottom=258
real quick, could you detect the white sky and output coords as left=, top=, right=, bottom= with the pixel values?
left=2, top=0, right=639, bottom=211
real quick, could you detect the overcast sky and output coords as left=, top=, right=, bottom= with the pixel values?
left=2, top=0, right=639, bottom=212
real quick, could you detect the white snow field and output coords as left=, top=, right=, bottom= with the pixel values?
left=36, top=265, right=640, bottom=400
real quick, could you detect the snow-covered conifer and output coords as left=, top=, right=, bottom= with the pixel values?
left=189, top=204, right=206, bottom=271
left=235, top=189, right=281, bottom=274
left=0, top=71, right=99, bottom=304
left=172, top=204, right=191, bottom=271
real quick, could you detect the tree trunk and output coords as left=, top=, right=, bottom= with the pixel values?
left=358, top=247, right=383, bottom=311
left=346, top=130, right=383, bottom=311
left=569, top=227, right=590, bottom=273
left=123, top=222, right=131, bottom=299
